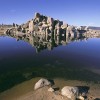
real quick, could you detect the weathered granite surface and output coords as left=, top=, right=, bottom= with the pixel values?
left=4, top=12, right=100, bottom=38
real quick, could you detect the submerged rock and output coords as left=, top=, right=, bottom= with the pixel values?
left=34, top=78, right=53, bottom=90
left=61, top=86, right=79, bottom=100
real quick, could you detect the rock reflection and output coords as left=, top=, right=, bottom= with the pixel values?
left=5, top=31, right=86, bottom=53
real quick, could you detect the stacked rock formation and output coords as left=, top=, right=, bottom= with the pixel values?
left=27, top=12, right=81, bottom=38
left=5, top=12, right=100, bottom=41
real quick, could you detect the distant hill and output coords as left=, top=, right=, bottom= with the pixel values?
left=88, top=26, right=100, bottom=30
left=0, top=24, right=13, bottom=29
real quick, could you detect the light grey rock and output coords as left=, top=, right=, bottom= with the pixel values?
left=57, top=28, right=62, bottom=35
left=48, top=87, right=54, bottom=92
left=61, top=86, right=79, bottom=100
left=34, top=12, right=40, bottom=18
left=76, top=26, right=86, bottom=31
left=67, top=25, right=75, bottom=31
left=38, top=22, right=43, bottom=26
left=61, top=24, right=68, bottom=29
left=55, top=21, right=62, bottom=29
left=47, top=17, right=54, bottom=26
left=46, top=27, right=50, bottom=35
left=49, top=26, right=53, bottom=31
left=77, top=96, right=85, bottom=100
left=29, top=20, right=34, bottom=33
left=34, top=78, right=52, bottom=90
left=42, top=19, right=47, bottom=24
left=39, top=26, right=43, bottom=33
left=42, top=23, right=48, bottom=28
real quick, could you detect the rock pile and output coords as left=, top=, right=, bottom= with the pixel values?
left=34, top=78, right=54, bottom=90
left=34, top=78, right=88, bottom=100
left=14, top=12, right=85, bottom=38
left=27, top=13, right=83, bottom=38
left=5, top=12, right=100, bottom=39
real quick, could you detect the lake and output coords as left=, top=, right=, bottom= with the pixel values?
left=0, top=33, right=100, bottom=92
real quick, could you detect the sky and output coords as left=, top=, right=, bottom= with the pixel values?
left=0, top=0, right=100, bottom=26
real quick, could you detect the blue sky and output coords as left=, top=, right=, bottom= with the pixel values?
left=0, top=0, right=100, bottom=26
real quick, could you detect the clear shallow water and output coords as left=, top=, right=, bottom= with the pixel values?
left=0, top=35, right=100, bottom=92
left=0, top=36, right=100, bottom=70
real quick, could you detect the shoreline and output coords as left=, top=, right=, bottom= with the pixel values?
left=0, top=77, right=100, bottom=100
left=0, top=29, right=100, bottom=99
left=0, top=64, right=100, bottom=94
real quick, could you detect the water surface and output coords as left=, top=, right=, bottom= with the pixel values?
left=0, top=36, right=100, bottom=70
left=0, top=34, right=100, bottom=92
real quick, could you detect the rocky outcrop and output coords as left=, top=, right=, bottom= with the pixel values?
left=61, top=86, right=79, bottom=100
left=34, top=78, right=54, bottom=90
left=22, top=12, right=84, bottom=38
left=4, top=12, right=100, bottom=53
left=34, top=78, right=90, bottom=100
left=83, top=29, right=100, bottom=38
left=5, top=12, right=100, bottom=40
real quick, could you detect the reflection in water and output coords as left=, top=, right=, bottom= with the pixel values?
left=6, top=31, right=87, bottom=53
left=0, top=32, right=100, bottom=93
left=2, top=31, right=100, bottom=69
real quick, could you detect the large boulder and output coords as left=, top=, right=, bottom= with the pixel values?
left=34, top=12, right=41, bottom=18
left=61, top=86, right=79, bottom=100
left=67, top=25, right=75, bottom=31
left=61, top=24, right=68, bottom=29
left=34, top=78, right=53, bottom=90
left=47, top=17, right=54, bottom=26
